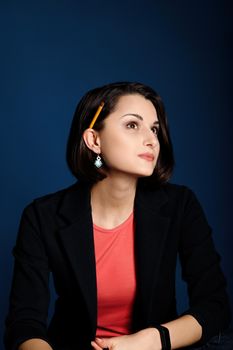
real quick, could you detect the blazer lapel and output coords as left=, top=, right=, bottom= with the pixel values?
left=55, top=182, right=171, bottom=333
left=56, top=182, right=97, bottom=333
left=133, top=185, right=171, bottom=328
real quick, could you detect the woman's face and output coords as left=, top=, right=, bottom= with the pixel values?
left=98, top=94, right=160, bottom=178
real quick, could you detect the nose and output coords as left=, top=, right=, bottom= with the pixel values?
left=142, top=128, right=158, bottom=148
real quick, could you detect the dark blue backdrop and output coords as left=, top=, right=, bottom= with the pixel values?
left=1, top=1, right=232, bottom=349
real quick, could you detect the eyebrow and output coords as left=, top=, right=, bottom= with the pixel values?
left=120, top=113, right=159, bottom=125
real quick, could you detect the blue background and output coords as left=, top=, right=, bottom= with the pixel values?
left=0, top=1, right=232, bottom=349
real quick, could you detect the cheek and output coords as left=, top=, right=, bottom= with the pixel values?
left=102, top=145, right=127, bottom=164
left=100, top=139, right=136, bottom=168
left=100, top=133, right=131, bottom=155
left=156, top=142, right=160, bottom=155
left=155, top=144, right=160, bottom=160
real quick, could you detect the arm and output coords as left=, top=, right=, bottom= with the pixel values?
left=178, top=187, right=231, bottom=342
left=4, top=203, right=51, bottom=350
left=92, top=314, right=201, bottom=350
left=19, top=339, right=53, bottom=350
left=161, top=314, right=202, bottom=348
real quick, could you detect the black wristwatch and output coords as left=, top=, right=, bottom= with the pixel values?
left=153, top=325, right=171, bottom=350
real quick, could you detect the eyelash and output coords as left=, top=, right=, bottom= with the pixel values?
left=126, top=121, right=159, bottom=135
left=126, top=121, right=138, bottom=129
left=151, top=126, right=159, bottom=135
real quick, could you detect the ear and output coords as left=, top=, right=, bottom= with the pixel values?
left=82, top=128, right=101, bottom=154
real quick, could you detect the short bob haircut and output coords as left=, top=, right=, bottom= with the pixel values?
left=66, top=81, right=174, bottom=187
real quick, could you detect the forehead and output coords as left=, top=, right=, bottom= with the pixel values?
left=111, top=94, right=158, bottom=121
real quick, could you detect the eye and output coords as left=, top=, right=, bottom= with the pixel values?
left=151, top=126, right=159, bottom=135
left=126, top=121, right=139, bottom=129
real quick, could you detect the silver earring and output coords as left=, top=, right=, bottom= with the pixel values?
left=94, top=154, right=103, bottom=168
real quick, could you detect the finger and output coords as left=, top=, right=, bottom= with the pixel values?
left=91, top=340, right=103, bottom=350
left=95, top=337, right=110, bottom=349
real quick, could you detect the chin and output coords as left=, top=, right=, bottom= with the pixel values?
left=136, top=170, right=154, bottom=177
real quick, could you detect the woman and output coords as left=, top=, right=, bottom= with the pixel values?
left=4, top=82, right=232, bottom=350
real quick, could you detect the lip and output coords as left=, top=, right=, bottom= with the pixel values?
left=138, top=153, right=155, bottom=161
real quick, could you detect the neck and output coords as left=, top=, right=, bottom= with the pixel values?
left=90, top=173, right=137, bottom=228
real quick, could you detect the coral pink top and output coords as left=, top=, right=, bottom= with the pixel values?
left=93, top=212, right=136, bottom=337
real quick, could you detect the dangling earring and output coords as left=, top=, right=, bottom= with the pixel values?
left=94, top=154, right=103, bottom=168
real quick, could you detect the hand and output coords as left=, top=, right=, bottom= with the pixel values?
left=91, top=328, right=161, bottom=350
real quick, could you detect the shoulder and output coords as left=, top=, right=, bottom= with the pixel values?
left=136, top=181, right=205, bottom=219
left=138, top=181, right=198, bottom=206
left=162, top=182, right=199, bottom=205
left=162, top=182, right=195, bottom=196
left=22, top=181, right=88, bottom=218
left=162, top=183, right=210, bottom=231
left=17, top=181, right=92, bottom=237
left=162, top=183, right=206, bottom=216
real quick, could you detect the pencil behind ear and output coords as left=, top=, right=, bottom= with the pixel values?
left=89, top=102, right=104, bottom=129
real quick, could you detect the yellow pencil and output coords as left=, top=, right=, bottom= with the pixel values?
left=89, top=102, right=104, bottom=129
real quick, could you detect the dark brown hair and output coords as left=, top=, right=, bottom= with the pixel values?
left=66, top=81, right=174, bottom=187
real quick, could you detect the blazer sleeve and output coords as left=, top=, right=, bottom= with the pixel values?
left=4, top=203, right=51, bottom=350
left=179, top=187, right=231, bottom=343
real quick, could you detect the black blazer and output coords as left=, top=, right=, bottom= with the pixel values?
left=4, top=182, right=231, bottom=350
